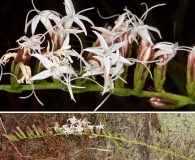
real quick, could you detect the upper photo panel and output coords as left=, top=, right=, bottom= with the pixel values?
left=0, top=0, right=195, bottom=111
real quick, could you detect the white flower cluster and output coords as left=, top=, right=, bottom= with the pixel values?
left=0, top=0, right=194, bottom=105
left=54, top=116, right=104, bottom=135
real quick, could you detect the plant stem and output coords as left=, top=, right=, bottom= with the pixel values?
left=0, top=83, right=194, bottom=108
left=93, top=132, right=192, bottom=160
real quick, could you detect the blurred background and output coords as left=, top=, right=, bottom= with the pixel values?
left=0, top=0, right=195, bottom=111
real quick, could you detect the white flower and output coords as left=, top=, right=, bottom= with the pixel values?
left=153, top=42, right=193, bottom=65
left=113, top=12, right=129, bottom=32
left=30, top=54, right=76, bottom=80
left=67, top=116, right=80, bottom=125
left=30, top=53, right=77, bottom=101
left=15, top=35, right=44, bottom=58
left=25, top=0, right=61, bottom=36
left=83, top=31, right=132, bottom=94
left=92, top=26, right=121, bottom=44
left=123, top=3, right=165, bottom=44
left=74, top=125, right=84, bottom=133
left=95, top=122, right=104, bottom=130
left=84, top=31, right=130, bottom=65
left=129, top=24, right=161, bottom=44
left=60, top=0, right=94, bottom=35
left=62, top=125, right=73, bottom=134
left=52, top=34, right=89, bottom=70
left=92, top=12, right=130, bottom=44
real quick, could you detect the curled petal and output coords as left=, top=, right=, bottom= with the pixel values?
left=31, top=15, right=41, bottom=35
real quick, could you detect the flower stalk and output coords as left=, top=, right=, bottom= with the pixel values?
left=0, top=82, right=194, bottom=109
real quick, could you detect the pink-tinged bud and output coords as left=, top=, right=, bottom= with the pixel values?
left=186, top=46, right=195, bottom=99
left=148, top=96, right=176, bottom=109
left=137, top=39, right=154, bottom=63
left=153, top=54, right=168, bottom=92
left=51, top=27, right=65, bottom=50
left=156, top=54, right=168, bottom=70
left=134, top=41, right=154, bottom=92
left=187, top=46, right=195, bottom=83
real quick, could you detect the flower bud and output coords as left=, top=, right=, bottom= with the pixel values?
left=51, top=27, right=65, bottom=50
left=148, top=96, right=177, bottom=109
left=153, top=54, right=168, bottom=92
left=114, top=31, right=132, bottom=87
left=134, top=40, right=153, bottom=92
left=186, top=46, right=195, bottom=99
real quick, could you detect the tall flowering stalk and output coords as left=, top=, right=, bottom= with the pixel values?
left=0, top=0, right=195, bottom=110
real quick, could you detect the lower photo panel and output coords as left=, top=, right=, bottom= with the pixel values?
left=0, top=113, right=194, bottom=160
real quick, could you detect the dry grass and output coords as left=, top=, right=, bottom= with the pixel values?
left=0, top=113, right=194, bottom=160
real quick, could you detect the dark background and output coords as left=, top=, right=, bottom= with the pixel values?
left=0, top=0, right=195, bottom=111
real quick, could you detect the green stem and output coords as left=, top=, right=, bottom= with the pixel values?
left=0, top=83, right=194, bottom=109
left=92, top=132, right=192, bottom=160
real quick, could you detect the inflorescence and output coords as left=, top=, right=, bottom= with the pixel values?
left=0, top=0, right=195, bottom=109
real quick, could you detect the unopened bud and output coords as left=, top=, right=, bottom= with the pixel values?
left=186, top=46, right=195, bottom=99
left=148, top=96, right=177, bottom=109
left=187, top=46, right=195, bottom=83
left=153, top=54, right=168, bottom=92
left=134, top=41, right=154, bottom=92
left=51, top=27, right=65, bottom=50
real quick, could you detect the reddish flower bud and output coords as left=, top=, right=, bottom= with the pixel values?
left=148, top=96, right=176, bottom=109
left=137, top=39, right=154, bottom=62
left=51, top=27, right=66, bottom=50
left=187, top=46, right=195, bottom=83
left=186, top=46, right=195, bottom=99
left=134, top=41, right=154, bottom=92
